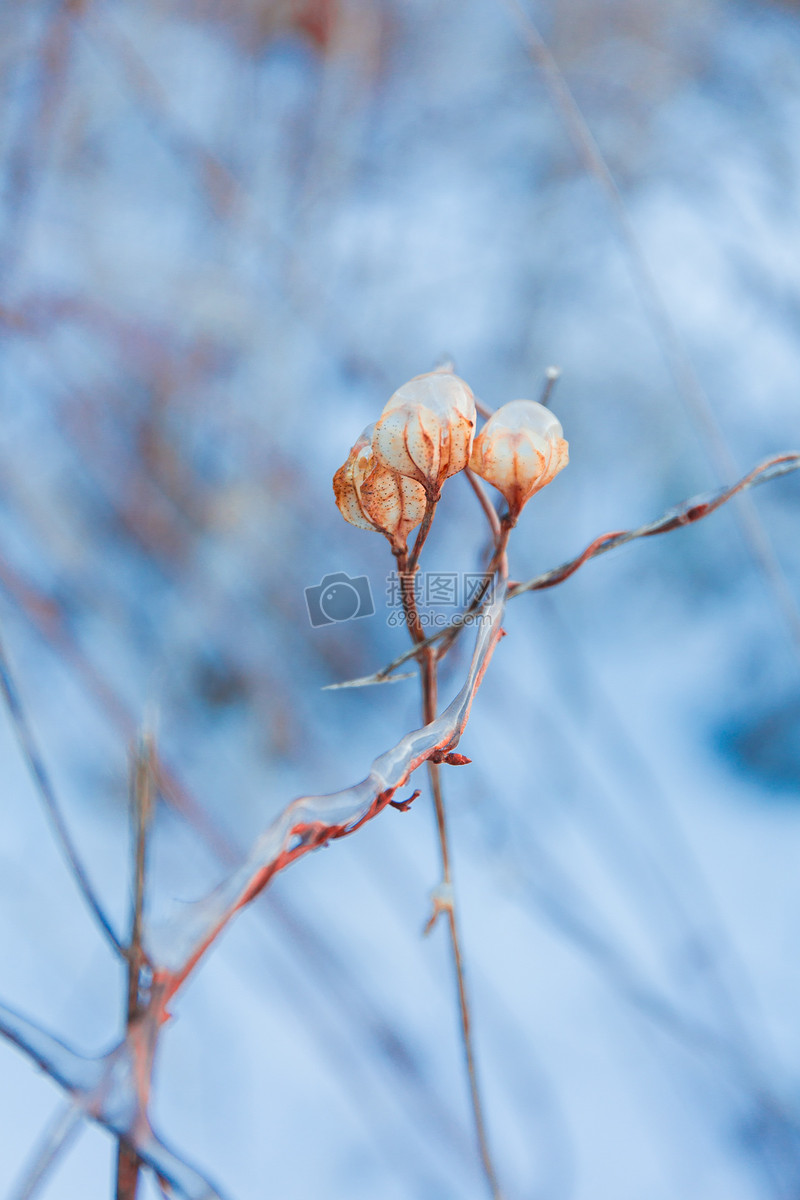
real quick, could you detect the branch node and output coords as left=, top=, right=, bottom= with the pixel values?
left=423, top=883, right=455, bottom=936
left=389, top=788, right=420, bottom=812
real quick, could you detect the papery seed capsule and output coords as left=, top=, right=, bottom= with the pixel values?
left=372, top=368, right=477, bottom=496
left=333, top=425, right=427, bottom=550
left=469, top=399, right=568, bottom=519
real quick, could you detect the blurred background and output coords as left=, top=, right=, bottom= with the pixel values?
left=1, top=0, right=800, bottom=1197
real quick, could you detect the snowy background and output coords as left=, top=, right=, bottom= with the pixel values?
left=1, top=0, right=800, bottom=1197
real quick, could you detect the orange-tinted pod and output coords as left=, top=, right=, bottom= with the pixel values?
left=470, top=400, right=568, bottom=519
left=372, top=367, right=477, bottom=496
left=333, top=425, right=426, bottom=551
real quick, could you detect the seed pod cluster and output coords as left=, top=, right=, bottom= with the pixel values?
left=333, top=369, right=568, bottom=547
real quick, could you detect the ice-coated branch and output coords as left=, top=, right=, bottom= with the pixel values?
left=508, top=451, right=800, bottom=598
left=146, top=585, right=507, bottom=996
left=0, top=1001, right=105, bottom=1097
left=0, top=1001, right=226, bottom=1200
left=9, top=1101, right=82, bottom=1200
left=331, top=451, right=800, bottom=688
left=0, top=633, right=124, bottom=956
left=501, top=0, right=800, bottom=654
left=116, top=733, right=157, bottom=1200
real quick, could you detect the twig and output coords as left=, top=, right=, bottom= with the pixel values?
left=0, top=1000, right=226, bottom=1200
left=398, top=528, right=504, bottom=1198
left=8, top=1101, right=83, bottom=1200
left=146, top=586, right=506, bottom=996
left=0, top=630, right=124, bottom=956
left=436, top=518, right=511, bottom=663
left=115, top=734, right=156, bottom=1200
left=427, top=743, right=502, bottom=1199
left=508, top=451, right=800, bottom=599
left=322, top=669, right=417, bottom=691
left=538, top=366, right=561, bottom=408
left=0, top=555, right=469, bottom=1177
left=499, top=0, right=800, bottom=656
left=0, top=0, right=80, bottom=287
left=329, top=452, right=800, bottom=689
left=407, top=494, right=439, bottom=573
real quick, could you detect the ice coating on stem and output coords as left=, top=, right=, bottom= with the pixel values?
left=145, top=584, right=507, bottom=982
left=0, top=1001, right=225, bottom=1200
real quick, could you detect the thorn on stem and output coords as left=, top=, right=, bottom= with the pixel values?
left=423, top=883, right=455, bottom=936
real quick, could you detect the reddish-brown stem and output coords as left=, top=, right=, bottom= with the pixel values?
left=407, top=492, right=439, bottom=573
left=424, top=668, right=503, bottom=1200
left=393, top=548, right=423, bottom=642
left=398, top=552, right=503, bottom=1199
left=363, top=453, right=800, bottom=688
left=435, top=517, right=511, bottom=664
left=115, top=736, right=155, bottom=1200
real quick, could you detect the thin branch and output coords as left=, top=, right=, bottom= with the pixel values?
left=436, top=518, right=511, bottom=662
left=322, top=669, right=417, bottom=691
left=408, top=494, right=439, bottom=573
left=0, top=0, right=80, bottom=287
left=146, top=587, right=507, bottom=997
left=427, top=748, right=502, bottom=1199
left=0, top=631, right=124, bottom=956
left=329, top=452, right=800, bottom=689
left=399, top=521, right=504, bottom=1199
left=0, top=1001, right=226, bottom=1200
left=500, top=0, right=800, bottom=655
left=8, top=1101, right=83, bottom=1200
left=116, top=734, right=156, bottom=1200
left=508, top=451, right=800, bottom=599
left=0, top=555, right=470, bottom=1176
left=79, top=10, right=239, bottom=218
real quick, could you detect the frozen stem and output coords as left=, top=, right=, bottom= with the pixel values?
left=407, top=492, right=439, bottom=573
left=0, top=631, right=124, bottom=956
left=398, top=532, right=504, bottom=1200
left=333, top=452, right=800, bottom=690
left=116, top=732, right=156, bottom=1200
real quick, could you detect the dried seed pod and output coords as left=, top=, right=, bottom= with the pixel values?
left=372, top=368, right=477, bottom=496
left=470, top=399, right=568, bottom=519
left=333, top=425, right=426, bottom=551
